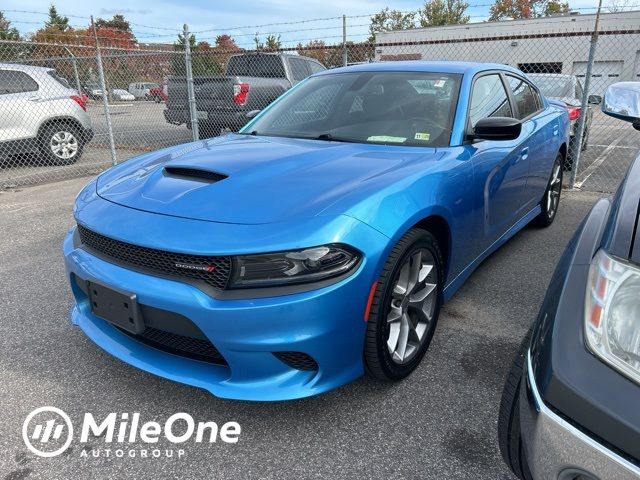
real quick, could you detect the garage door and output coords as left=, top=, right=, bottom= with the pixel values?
left=572, top=60, right=623, bottom=96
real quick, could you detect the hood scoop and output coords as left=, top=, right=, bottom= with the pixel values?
left=163, top=166, right=228, bottom=183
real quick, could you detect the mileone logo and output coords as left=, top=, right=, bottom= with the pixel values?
left=23, top=407, right=241, bottom=458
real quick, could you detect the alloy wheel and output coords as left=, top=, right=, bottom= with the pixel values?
left=386, top=248, right=438, bottom=365
left=547, top=162, right=561, bottom=219
left=50, top=131, right=79, bottom=160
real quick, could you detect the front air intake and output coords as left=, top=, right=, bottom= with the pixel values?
left=273, top=352, right=318, bottom=371
left=163, top=166, right=228, bottom=183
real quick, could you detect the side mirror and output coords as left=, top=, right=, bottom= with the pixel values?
left=588, top=95, right=602, bottom=105
left=602, top=82, right=640, bottom=124
left=471, top=117, right=522, bottom=141
left=245, top=109, right=261, bottom=119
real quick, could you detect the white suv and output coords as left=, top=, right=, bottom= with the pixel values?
left=0, top=63, right=93, bottom=165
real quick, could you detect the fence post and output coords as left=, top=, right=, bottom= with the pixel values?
left=91, top=16, right=117, bottom=166
left=569, top=0, right=603, bottom=188
left=63, top=46, right=82, bottom=94
left=183, top=24, right=200, bottom=142
left=342, top=15, right=348, bottom=67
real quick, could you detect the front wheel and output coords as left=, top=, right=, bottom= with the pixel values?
left=364, top=229, right=444, bottom=381
left=532, top=153, right=563, bottom=228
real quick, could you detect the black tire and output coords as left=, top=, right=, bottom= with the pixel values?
left=38, top=122, right=84, bottom=166
left=532, top=153, right=563, bottom=228
left=364, top=228, right=444, bottom=381
left=497, top=330, right=533, bottom=480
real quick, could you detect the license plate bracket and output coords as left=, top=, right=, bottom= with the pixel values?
left=87, top=281, right=145, bottom=335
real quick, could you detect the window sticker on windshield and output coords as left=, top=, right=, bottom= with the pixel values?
left=414, top=132, right=430, bottom=141
left=434, top=80, right=446, bottom=88
left=367, top=136, right=406, bottom=143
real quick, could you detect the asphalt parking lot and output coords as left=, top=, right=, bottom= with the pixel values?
left=0, top=177, right=603, bottom=479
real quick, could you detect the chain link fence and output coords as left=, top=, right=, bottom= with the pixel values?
left=0, top=13, right=639, bottom=193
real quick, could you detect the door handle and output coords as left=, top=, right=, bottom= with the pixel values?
left=28, top=96, right=40, bottom=102
left=552, top=124, right=559, bottom=136
left=519, top=147, right=529, bottom=161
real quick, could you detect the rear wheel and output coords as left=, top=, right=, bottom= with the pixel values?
left=38, top=122, right=84, bottom=166
left=364, top=229, right=443, bottom=381
left=532, top=153, right=562, bottom=228
left=497, top=330, right=533, bottom=480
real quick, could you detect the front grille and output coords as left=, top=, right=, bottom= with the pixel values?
left=77, top=224, right=231, bottom=290
left=273, top=352, right=318, bottom=371
left=119, top=326, right=228, bottom=365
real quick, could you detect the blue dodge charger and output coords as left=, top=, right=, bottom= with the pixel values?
left=63, top=62, right=569, bottom=400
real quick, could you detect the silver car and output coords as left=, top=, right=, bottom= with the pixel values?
left=0, top=63, right=93, bottom=165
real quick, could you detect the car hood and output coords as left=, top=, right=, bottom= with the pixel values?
left=96, top=134, right=441, bottom=224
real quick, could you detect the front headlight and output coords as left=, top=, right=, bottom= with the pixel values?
left=229, top=244, right=360, bottom=288
left=585, top=249, right=640, bottom=385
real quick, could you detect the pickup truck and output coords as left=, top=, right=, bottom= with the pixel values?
left=163, top=52, right=326, bottom=137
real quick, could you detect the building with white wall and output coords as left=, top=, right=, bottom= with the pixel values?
left=375, top=11, right=640, bottom=95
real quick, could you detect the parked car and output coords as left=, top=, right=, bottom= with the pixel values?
left=83, top=82, right=103, bottom=100
left=0, top=63, right=93, bottom=165
left=164, top=52, right=326, bottom=137
left=528, top=73, right=602, bottom=164
left=148, top=84, right=167, bottom=103
left=498, top=82, right=640, bottom=479
left=111, top=89, right=135, bottom=102
left=128, top=82, right=159, bottom=100
left=64, top=62, right=568, bottom=401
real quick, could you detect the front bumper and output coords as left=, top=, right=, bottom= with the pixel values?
left=63, top=217, right=385, bottom=401
left=521, top=350, right=640, bottom=480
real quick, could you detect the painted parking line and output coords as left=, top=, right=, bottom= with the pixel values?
left=575, top=135, right=627, bottom=189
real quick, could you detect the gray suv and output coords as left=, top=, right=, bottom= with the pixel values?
left=0, top=63, right=93, bottom=165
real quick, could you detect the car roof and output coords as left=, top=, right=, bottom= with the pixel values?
left=0, top=62, right=53, bottom=74
left=314, top=61, right=525, bottom=77
left=527, top=73, right=574, bottom=79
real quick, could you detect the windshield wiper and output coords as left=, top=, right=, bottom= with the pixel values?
left=311, top=133, right=361, bottom=143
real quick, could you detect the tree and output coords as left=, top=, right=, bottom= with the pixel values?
left=95, top=14, right=137, bottom=43
left=419, top=0, right=470, bottom=26
left=368, top=8, right=416, bottom=43
left=44, top=4, right=70, bottom=31
left=489, top=0, right=533, bottom=20
left=214, top=34, right=240, bottom=51
left=172, top=31, right=221, bottom=76
left=489, top=0, right=570, bottom=20
left=265, top=34, right=281, bottom=51
left=297, top=39, right=329, bottom=64
left=542, top=0, right=570, bottom=15
left=0, top=11, right=21, bottom=40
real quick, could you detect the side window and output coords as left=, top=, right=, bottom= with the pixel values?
left=506, top=76, right=539, bottom=119
left=289, top=58, right=310, bottom=83
left=469, top=74, right=513, bottom=128
left=0, top=70, right=38, bottom=95
left=307, top=61, right=325, bottom=74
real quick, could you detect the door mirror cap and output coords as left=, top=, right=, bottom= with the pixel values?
left=471, top=117, right=522, bottom=141
left=245, top=109, right=261, bottom=119
left=602, top=82, right=640, bottom=124
left=588, top=95, right=602, bottom=105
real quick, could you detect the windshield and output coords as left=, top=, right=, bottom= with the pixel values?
left=243, top=71, right=462, bottom=147
left=529, top=75, right=573, bottom=98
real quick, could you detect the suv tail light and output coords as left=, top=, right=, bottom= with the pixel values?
left=567, top=106, right=581, bottom=121
left=71, top=94, right=88, bottom=112
left=233, top=83, right=250, bottom=106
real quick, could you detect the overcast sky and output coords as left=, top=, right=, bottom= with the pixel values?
left=4, top=0, right=602, bottom=47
